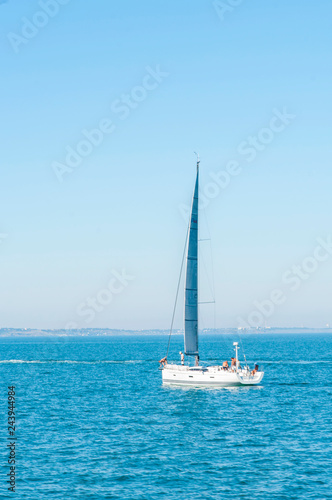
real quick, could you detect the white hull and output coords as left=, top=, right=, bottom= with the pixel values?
left=162, top=364, right=264, bottom=387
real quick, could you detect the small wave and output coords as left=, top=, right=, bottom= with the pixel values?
left=259, top=360, right=332, bottom=365
left=1, top=359, right=329, bottom=366
left=0, top=360, right=47, bottom=364
left=0, top=359, right=149, bottom=365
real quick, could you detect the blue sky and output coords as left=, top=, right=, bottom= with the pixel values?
left=1, top=0, right=331, bottom=329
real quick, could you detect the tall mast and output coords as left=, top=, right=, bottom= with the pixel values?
left=195, top=152, right=200, bottom=171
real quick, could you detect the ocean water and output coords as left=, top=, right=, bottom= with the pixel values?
left=0, top=333, right=331, bottom=499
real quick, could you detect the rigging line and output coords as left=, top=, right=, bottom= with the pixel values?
left=204, top=210, right=216, bottom=300
left=203, top=209, right=216, bottom=331
left=212, top=239, right=216, bottom=331
left=199, top=302, right=208, bottom=332
left=200, top=246, right=214, bottom=299
left=166, top=223, right=189, bottom=359
left=202, top=209, right=216, bottom=301
left=237, top=333, right=249, bottom=367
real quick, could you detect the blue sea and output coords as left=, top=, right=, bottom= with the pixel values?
left=0, top=333, right=331, bottom=499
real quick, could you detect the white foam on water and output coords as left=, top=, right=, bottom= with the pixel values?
left=0, top=359, right=148, bottom=365
left=260, top=360, right=332, bottom=365
left=0, top=360, right=46, bottom=364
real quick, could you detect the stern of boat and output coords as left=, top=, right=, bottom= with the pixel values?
left=236, top=371, right=264, bottom=385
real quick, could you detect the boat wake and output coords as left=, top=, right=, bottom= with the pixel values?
left=259, top=360, right=332, bottom=365
left=0, top=359, right=148, bottom=365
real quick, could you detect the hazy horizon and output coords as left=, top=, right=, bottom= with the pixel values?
left=1, top=326, right=332, bottom=334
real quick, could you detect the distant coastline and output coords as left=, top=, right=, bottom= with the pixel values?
left=0, top=327, right=331, bottom=337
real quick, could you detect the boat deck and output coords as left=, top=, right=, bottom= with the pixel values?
left=162, top=364, right=263, bottom=386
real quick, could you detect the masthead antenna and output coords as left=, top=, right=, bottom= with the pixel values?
left=194, top=151, right=200, bottom=170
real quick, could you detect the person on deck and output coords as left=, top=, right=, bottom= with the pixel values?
left=231, top=357, right=236, bottom=370
left=159, top=356, right=167, bottom=366
left=251, top=363, right=259, bottom=376
left=222, top=360, right=229, bottom=370
left=179, top=352, right=184, bottom=365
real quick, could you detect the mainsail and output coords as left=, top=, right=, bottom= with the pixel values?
left=184, top=162, right=199, bottom=356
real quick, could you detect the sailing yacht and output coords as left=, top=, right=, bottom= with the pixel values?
left=161, top=158, right=264, bottom=387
